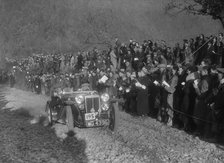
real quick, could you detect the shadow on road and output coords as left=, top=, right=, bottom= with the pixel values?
left=15, top=108, right=32, bottom=117
left=0, top=108, right=88, bottom=163
left=62, top=133, right=88, bottom=163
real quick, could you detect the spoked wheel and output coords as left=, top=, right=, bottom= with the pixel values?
left=46, top=102, right=53, bottom=126
left=66, top=105, right=74, bottom=131
left=109, top=102, right=119, bottom=131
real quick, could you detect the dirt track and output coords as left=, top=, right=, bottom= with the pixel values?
left=1, top=86, right=224, bottom=163
left=0, top=109, right=89, bottom=163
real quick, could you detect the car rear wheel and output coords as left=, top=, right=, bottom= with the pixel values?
left=109, top=102, right=119, bottom=131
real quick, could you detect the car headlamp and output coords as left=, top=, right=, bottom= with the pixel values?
left=79, top=104, right=84, bottom=110
left=101, top=103, right=109, bottom=111
left=75, top=95, right=84, bottom=104
left=101, top=93, right=110, bottom=102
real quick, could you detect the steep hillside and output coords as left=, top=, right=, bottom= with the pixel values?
left=0, top=0, right=222, bottom=58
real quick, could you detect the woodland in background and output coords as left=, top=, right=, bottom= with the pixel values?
left=0, top=0, right=222, bottom=60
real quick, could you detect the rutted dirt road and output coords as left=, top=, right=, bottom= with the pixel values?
left=1, top=86, right=224, bottom=163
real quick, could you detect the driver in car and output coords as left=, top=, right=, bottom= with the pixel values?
left=49, top=88, right=63, bottom=109
left=80, top=67, right=91, bottom=91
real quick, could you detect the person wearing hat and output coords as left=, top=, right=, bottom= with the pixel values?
left=158, top=52, right=167, bottom=65
left=108, top=48, right=118, bottom=72
left=146, top=54, right=153, bottom=66
left=163, top=65, right=179, bottom=126
left=9, top=69, right=16, bottom=88
left=165, top=47, right=174, bottom=65
left=173, top=64, right=188, bottom=129
left=119, top=43, right=128, bottom=69
left=208, top=65, right=220, bottom=97
left=76, top=52, right=84, bottom=71
left=135, top=67, right=150, bottom=116
left=43, top=73, right=52, bottom=96
left=181, top=65, right=198, bottom=132
left=193, top=65, right=212, bottom=137
left=217, top=33, right=224, bottom=67
left=131, top=48, right=140, bottom=72
left=105, top=71, right=117, bottom=97
left=119, top=71, right=132, bottom=113
left=124, top=74, right=139, bottom=115
left=115, top=71, right=131, bottom=111
left=88, top=71, right=98, bottom=91
left=80, top=68, right=89, bottom=86
left=125, top=61, right=133, bottom=73
left=149, top=63, right=167, bottom=121
left=204, top=41, right=216, bottom=65
left=183, top=41, right=194, bottom=65
left=206, top=68, right=224, bottom=143
left=194, top=34, right=206, bottom=65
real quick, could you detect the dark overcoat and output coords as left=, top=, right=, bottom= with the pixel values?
left=136, top=75, right=150, bottom=116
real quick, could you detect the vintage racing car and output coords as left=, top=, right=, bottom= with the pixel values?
left=45, top=84, right=119, bottom=131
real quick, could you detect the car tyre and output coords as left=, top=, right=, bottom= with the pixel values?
left=66, top=105, right=74, bottom=131
left=109, top=102, right=119, bottom=131
left=46, top=102, right=53, bottom=126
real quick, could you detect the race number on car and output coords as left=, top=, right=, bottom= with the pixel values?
left=85, top=113, right=96, bottom=120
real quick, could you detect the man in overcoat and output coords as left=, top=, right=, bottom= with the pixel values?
left=136, top=67, right=150, bottom=116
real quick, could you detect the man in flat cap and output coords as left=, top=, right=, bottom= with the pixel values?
left=173, top=63, right=188, bottom=129
left=193, top=65, right=212, bottom=137
left=181, top=65, right=198, bottom=132
left=208, top=68, right=224, bottom=143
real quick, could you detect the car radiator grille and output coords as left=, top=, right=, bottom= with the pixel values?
left=85, top=96, right=100, bottom=113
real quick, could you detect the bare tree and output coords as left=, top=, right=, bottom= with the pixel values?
left=166, top=0, right=224, bottom=27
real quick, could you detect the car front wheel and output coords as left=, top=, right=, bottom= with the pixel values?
left=109, top=102, right=119, bottom=131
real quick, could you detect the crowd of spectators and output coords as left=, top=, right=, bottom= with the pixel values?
left=5, top=32, right=224, bottom=143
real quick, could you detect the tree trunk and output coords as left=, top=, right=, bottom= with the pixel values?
left=219, top=10, right=224, bottom=28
